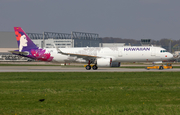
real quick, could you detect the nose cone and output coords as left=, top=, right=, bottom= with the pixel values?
left=168, top=53, right=173, bottom=59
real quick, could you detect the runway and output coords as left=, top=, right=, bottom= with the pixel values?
left=0, top=66, right=179, bottom=72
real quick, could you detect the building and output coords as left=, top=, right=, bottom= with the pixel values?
left=140, top=39, right=151, bottom=46
left=100, top=43, right=125, bottom=47
left=28, top=31, right=100, bottom=48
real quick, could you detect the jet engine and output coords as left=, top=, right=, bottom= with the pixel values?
left=97, top=58, right=121, bottom=67
left=97, top=58, right=112, bottom=67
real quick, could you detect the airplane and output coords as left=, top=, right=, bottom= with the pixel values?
left=10, top=27, right=173, bottom=70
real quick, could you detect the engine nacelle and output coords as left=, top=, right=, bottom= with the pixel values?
left=97, top=58, right=112, bottom=67
left=97, top=58, right=121, bottom=67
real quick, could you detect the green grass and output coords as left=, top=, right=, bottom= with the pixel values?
left=0, top=72, right=180, bottom=114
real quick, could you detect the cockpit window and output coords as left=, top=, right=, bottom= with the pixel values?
left=160, top=50, right=167, bottom=53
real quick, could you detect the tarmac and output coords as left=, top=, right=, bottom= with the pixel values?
left=0, top=66, right=179, bottom=72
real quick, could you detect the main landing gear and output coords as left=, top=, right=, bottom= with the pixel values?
left=84, top=60, right=98, bottom=70
left=85, top=65, right=91, bottom=70
left=85, top=64, right=98, bottom=70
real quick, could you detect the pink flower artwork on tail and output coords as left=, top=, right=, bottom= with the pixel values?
left=31, top=49, right=53, bottom=62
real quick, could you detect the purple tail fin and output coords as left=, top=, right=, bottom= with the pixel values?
left=14, top=27, right=39, bottom=52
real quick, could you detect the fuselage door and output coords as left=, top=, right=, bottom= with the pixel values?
left=151, top=48, right=156, bottom=56
left=118, top=49, right=122, bottom=57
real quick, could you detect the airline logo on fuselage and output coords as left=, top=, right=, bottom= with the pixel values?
left=124, top=47, right=150, bottom=51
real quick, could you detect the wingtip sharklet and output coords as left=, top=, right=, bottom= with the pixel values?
left=53, top=43, right=64, bottom=54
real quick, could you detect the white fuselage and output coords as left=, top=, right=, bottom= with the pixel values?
left=44, top=46, right=173, bottom=63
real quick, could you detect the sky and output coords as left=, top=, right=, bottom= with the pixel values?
left=0, top=0, right=180, bottom=40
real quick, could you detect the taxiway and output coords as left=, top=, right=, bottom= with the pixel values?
left=0, top=66, right=179, bottom=72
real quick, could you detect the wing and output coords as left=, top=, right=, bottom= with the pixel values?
left=56, top=47, right=100, bottom=60
left=53, top=44, right=100, bottom=60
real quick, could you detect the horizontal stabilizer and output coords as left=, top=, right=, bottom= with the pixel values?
left=9, top=51, right=28, bottom=55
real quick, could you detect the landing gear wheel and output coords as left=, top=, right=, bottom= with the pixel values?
left=145, top=67, right=149, bottom=70
left=159, top=66, right=164, bottom=70
left=86, top=65, right=91, bottom=70
left=92, top=65, right=98, bottom=70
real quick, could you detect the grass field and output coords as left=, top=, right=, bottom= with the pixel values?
left=0, top=72, right=180, bottom=115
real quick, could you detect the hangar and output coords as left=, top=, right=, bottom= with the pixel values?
left=29, top=31, right=100, bottom=48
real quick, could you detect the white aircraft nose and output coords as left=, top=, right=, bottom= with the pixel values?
left=168, top=53, right=173, bottom=59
